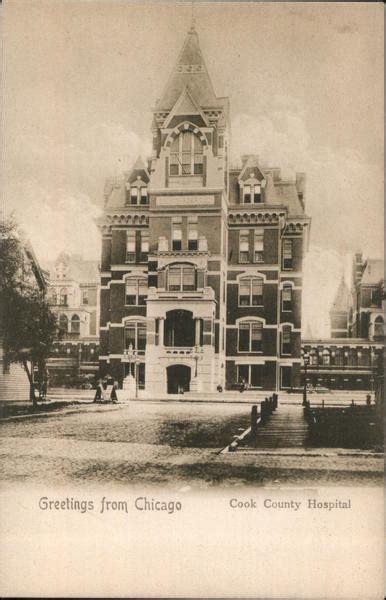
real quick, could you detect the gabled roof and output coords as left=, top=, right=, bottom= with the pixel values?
left=330, top=276, right=351, bottom=313
left=163, top=85, right=209, bottom=128
left=238, top=155, right=265, bottom=182
left=155, top=26, right=220, bottom=110
left=127, top=156, right=150, bottom=185
left=361, top=259, right=384, bottom=285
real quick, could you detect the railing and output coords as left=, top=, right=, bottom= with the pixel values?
left=164, top=347, right=196, bottom=356
left=227, top=394, right=278, bottom=452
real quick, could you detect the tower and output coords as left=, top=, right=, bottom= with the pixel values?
left=329, top=275, right=350, bottom=338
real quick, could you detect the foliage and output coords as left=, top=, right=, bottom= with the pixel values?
left=0, top=215, right=58, bottom=402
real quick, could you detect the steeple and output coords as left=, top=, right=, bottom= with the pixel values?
left=330, top=275, right=350, bottom=314
left=155, top=26, right=219, bottom=111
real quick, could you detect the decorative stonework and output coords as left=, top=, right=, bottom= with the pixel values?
left=96, top=213, right=149, bottom=233
left=228, top=211, right=285, bottom=225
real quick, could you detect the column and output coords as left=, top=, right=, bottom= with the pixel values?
left=195, top=318, right=201, bottom=346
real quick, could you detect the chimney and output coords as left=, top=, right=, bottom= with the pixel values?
left=296, top=172, right=306, bottom=199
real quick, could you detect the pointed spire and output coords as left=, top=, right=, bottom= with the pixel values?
left=330, top=274, right=350, bottom=313
left=155, top=26, right=219, bottom=110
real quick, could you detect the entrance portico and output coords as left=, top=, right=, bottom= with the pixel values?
left=145, top=286, right=218, bottom=395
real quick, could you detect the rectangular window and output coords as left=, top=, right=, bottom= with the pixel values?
left=125, top=324, right=136, bottom=349
left=250, top=365, right=262, bottom=387
left=254, top=230, right=264, bottom=263
left=281, top=366, right=292, bottom=389
left=237, top=365, right=263, bottom=388
left=238, top=323, right=250, bottom=352
left=238, top=322, right=262, bottom=352
left=188, top=228, right=198, bottom=251
left=170, top=155, right=179, bottom=176
left=126, top=231, right=136, bottom=263
left=138, top=278, right=147, bottom=305
left=125, top=322, right=146, bottom=353
left=140, top=232, right=149, bottom=262
left=238, top=364, right=249, bottom=384
left=243, top=185, right=251, bottom=204
left=182, top=266, right=195, bottom=291
left=281, top=327, right=291, bottom=355
left=239, top=279, right=250, bottom=306
left=253, top=184, right=261, bottom=203
left=172, top=227, right=182, bottom=251
left=130, top=187, right=138, bottom=205
left=251, top=278, right=263, bottom=306
left=239, top=231, right=249, bottom=263
left=283, top=239, right=293, bottom=269
left=140, top=187, right=148, bottom=205
left=125, top=280, right=137, bottom=305
left=168, top=266, right=181, bottom=291
left=137, top=323, right=147, bottom=352
left=82, top=290, right=88, bottom=305
left=182, top=132, right=192, bottom=174
left=282, top=286, right=292, bottom=311
left=251, top=323, right=262, bottom=351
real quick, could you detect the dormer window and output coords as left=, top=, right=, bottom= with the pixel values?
left=126, top=183, right=148, bottom=205
left=253, top=184, right=261, bottom=203
left=243, top=185, right=251, bottom=204
left=169, top=131, right=203, bottom=176
left=241, top=182, right=263, bottom=204
left=140, top=187, right=148, bottom=205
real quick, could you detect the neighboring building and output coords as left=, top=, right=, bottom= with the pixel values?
left=302, top=254, right=384, bottom=391
left=0, top=239, right=47, bottom=400
left=301, top=338, right=383, bottom=391
left=349, top=254, right=384, bottom=340
left=45, top=253, right=100, bottom=386
left=97, top=26, right=311, bottom=395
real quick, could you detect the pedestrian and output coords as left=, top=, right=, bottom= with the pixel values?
left=366, top=394, right=371, bottom=406
left=111, top=380, right=119, bottom=403
left=93, top=379, right=103, bottom=403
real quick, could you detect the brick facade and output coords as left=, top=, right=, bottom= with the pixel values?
left=97, top=26, right=310, bottom=394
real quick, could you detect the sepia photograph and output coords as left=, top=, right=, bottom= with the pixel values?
left=0, top=1, right=384, bottom=597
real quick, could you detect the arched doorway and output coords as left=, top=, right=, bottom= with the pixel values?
left=167, top=364, right=191, bottom=394
left=165, top=309, right=195, bottom=347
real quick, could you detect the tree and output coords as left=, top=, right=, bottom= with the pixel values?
left=0, top=216, right=58, bottom=405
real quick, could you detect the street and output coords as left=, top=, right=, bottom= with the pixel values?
left=0, top=399, right=383, bottom=488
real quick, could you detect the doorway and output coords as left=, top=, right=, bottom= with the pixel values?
left=167, top=364, right=191, bottom=394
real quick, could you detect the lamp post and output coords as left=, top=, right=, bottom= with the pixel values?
left=303, top=351, right=310, bottom=406
left=192, top=344, right=203, bottom=377
left=124, top=343, right=139, bottom=399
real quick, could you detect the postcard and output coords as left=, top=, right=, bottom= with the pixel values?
left=0, top=1, right=383, bottom=598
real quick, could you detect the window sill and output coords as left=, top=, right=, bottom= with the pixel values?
left=238, top=304, right=264, bottom=308
left=237, top=351, right=263, bottom=354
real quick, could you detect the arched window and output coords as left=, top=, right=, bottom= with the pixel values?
left=374, top=315, right=384, bottom=338
left=281, top=326, right=292, bottom=355
left=169, top=131, right=203, bottom=176
left=50, top=290, right=57, bottom=305
left=125, top=277, right=147, bottom=306
left=239, top=277, right=263, bottom=306
left=60, top=288, right=68, bottom=306
left=59, top=314, right=68, bottom=334
left=167, top=264, right=196, bottom=291
left=124, top=321, right=147, bottom=353
left=238, top=321, right=263, bottom=352
left=322, top=349, right=330, bottom=365
left=71, top=315, right=80, bottom=334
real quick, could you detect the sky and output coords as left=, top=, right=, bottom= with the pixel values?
left=2, top=1, right=384, bottom=337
